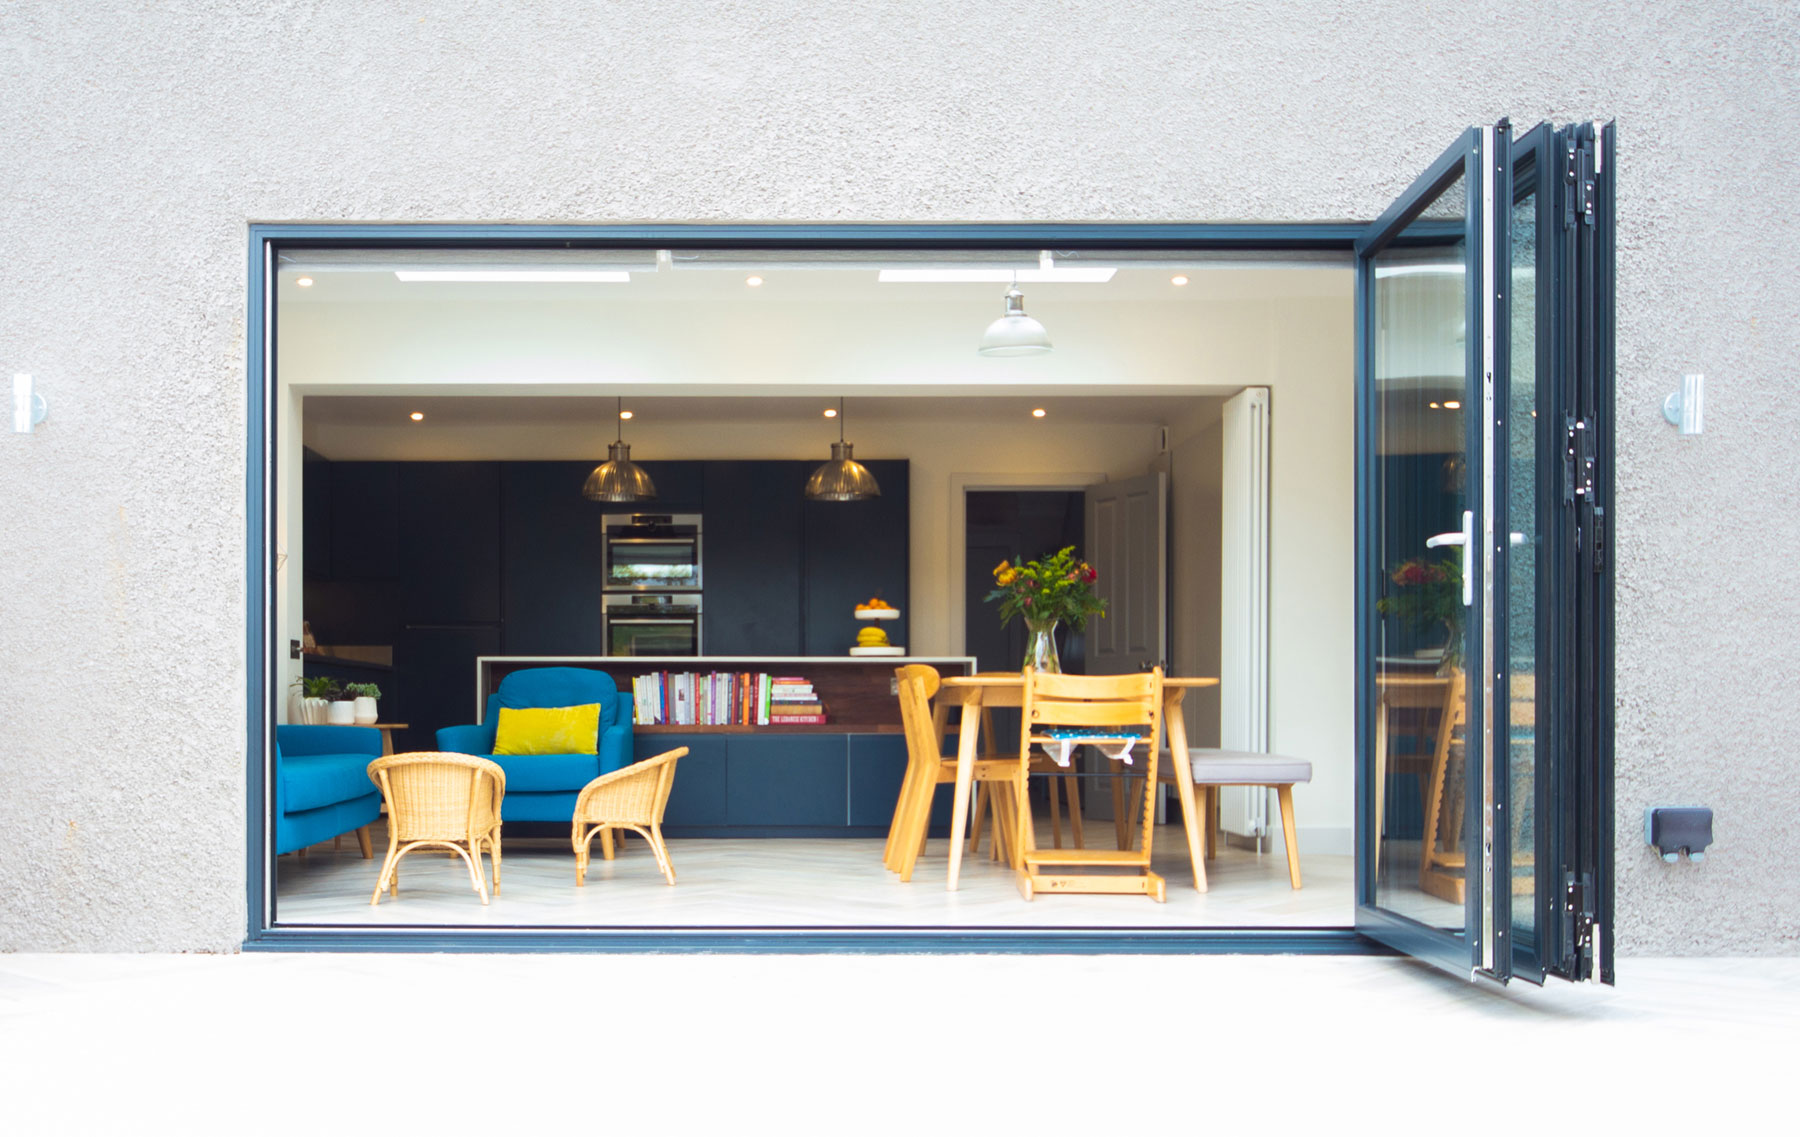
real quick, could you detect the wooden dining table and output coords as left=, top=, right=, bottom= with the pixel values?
left=933, top=673, right=1220, bottom=892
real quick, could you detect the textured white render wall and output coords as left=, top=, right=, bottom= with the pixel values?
left=1, top=2, right=1795, bottom=952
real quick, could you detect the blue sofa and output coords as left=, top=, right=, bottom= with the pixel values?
left=275, top=724, right=384, bottom=857
left=436, top=667, right=634, bottom=822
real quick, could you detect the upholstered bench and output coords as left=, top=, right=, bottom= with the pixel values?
left=1158, top=748, right=1313, bottom=890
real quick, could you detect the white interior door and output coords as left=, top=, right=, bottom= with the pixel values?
left=1083, top=470, right=1168, bottom=821
left=1084, top=471, right=1168, bottom=675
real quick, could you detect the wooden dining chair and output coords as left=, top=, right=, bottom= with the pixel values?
left=1016, top=667, right=1166, bottom=902
left=366, top=751, right=505, bottom=906
left=886, top=664, right=1020, bottom=882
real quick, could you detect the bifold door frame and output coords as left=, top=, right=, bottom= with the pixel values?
left=245, top=221, right=1377, bottom=954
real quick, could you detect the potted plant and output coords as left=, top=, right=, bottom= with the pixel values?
left=984, top=546, right=1107, bottom=673
left=290, top=675, right=341, bottom=724
left=344, top=682, right=382, bottom=725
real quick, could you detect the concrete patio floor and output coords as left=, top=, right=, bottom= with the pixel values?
left=2, top=953, right=1794, bottom=1133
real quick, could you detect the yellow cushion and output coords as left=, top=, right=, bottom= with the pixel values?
left=492, top=704, right=600, bottom=756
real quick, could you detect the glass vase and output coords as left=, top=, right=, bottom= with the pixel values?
left=1023, top=617, right=1062, bottom=674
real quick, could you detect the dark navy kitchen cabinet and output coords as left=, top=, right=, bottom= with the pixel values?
left=502, top=461, right=607, bottom=655
left=702, top=461, right=806, bottom=655
left=636, top=733, right=729, bottom=827
left=802, top=459, right=909, bottom=655
left=398, top=462, right=502, bottom=624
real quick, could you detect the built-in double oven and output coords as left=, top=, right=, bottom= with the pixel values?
left=601, top=513, right=702, bottom=656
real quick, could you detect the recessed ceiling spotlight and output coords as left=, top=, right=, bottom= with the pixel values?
left=746, top=275, right=764, bottom=287
left=1429, top=402, right=1441, bottom=409
left=823, top=407, right=838, bottom=418
left=1443, top=400, right=1462, bottom=410
left=296, top=277, right=314, bottom=287
left=619, top=410, right=634, bottom=420
left=1032, top=408, right=1047, bottom=418
left=409, top=412, right=424, bottom=421
left=1171, top=275, right=1189, bottom=286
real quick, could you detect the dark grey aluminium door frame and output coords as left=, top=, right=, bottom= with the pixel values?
left=245, top=220, right=1369, bottom=954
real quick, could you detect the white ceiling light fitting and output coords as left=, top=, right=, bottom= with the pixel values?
left=977, top=278, right=1053, bottom=357
left=393, top=271, right=632, bottom=283
left=879, top=267, right=1116, bottom=283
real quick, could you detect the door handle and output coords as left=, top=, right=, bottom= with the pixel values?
left=1425, top=510, right=1474, bottom=607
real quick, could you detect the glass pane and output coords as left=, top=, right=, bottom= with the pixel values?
left=1507, top=167, right=1542, bottom=949
left=1371, top=170, right=1470, bottom=931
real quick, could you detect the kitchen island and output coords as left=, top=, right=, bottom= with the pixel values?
left=475, top=655, right=977, bottom=837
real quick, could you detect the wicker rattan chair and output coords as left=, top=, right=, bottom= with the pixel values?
left=572, top=746, right=688, bottom=886
left=366, top=751, right=505, bottom=905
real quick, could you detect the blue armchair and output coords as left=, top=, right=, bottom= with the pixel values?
left=437, top=666, right=634, bottom=822
left=275, top=724, right=384, bottom=857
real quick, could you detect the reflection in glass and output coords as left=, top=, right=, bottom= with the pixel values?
left=1508, top=176, right=1541, bottom=946
left=1371, top=173, right=1469, bottom=931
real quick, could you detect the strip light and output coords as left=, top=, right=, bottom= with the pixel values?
left=393, top=271, right=632, bottom=283
left=878, top=268, right=1117, bottom=283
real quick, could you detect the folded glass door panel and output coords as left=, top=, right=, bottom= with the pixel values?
left=1355, top=124, right=1506, bottom=980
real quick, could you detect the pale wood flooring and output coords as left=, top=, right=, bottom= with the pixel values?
left=276, top=818, right=1354, bottom=927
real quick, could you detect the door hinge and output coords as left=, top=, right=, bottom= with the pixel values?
left=1565, top=873, right=1597, bottom=964
left=1562, top=137, right=1596, bottom=228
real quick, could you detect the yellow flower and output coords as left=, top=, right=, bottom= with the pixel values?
left=993, top=560, right=1013, bottom=578
left=997, top=568, right=1018, bottom=586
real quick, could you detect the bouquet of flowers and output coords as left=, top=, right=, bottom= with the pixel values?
left=984, top=546, right=1107, bottom=631
left=1377, top=555, right=1463, bottom=662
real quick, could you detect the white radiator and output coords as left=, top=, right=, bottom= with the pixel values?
left=1219, top=388, right=1271, bottom=844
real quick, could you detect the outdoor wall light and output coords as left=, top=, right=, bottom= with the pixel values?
left=12, top=374, right=47, bottom=434
left=1664, top=373, right=1704, bottom=434
left=1645, top=806, right=1712, bottom=863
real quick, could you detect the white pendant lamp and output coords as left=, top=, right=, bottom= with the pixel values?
left=977, top=283, right=1052, bottom=356
left=582, top=397, right=658, bottom=502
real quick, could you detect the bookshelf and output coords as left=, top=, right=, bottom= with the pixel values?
left=474, top=655, right=978, bottom=732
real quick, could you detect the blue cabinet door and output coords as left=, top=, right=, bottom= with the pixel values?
left=848, top=733, right=953, bottom=829
left=501, top=461, right=607, bottom=655
left=802, top=459, right=909, bottom=655
left=399, top=462, right=502, bottom=623
left=636, top=734, right=728, bottom=827
left=726, top=735, right=848, bottom=826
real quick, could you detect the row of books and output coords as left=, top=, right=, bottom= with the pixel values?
left=629, top=672, right=828, bottom=726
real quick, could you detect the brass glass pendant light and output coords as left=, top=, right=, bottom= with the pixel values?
left=582, top=397, right=657, bottom=502
left=805, top=397, right=881, bottom=501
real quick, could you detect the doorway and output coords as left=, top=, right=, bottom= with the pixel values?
left=964, top=490, right=1087, bottom=677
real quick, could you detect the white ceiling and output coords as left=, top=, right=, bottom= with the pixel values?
left=303, top=392, right=1219, bottom=432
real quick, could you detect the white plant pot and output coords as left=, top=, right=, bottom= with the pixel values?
left=353, top=696, right=378, bottom=725
left=302, top=697, right=329, bottom=725
left=327, top=700, right=357, bottom=725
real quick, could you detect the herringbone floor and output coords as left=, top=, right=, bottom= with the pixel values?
left=275, top=818, right=1354, bottom=927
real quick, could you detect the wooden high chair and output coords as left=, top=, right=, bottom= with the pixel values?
left=1015, top=667, right=1166, bottom=902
